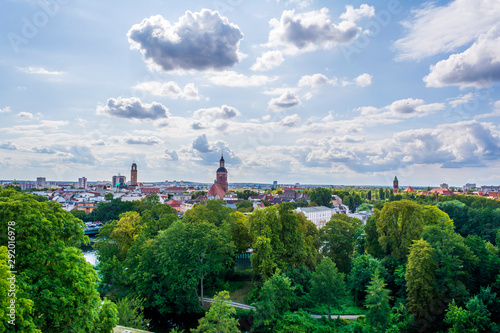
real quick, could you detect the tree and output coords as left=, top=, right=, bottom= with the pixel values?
left=252, top=271, right=295, bottom=332
left=445, top=297, right=492, bottom=333
left=379, top=188, right=385, bottom=201
left=134, top=221, right=235, bottom=314
left=348, top=254, right=383, bottom=306
left=309, top=187, right=332, bottom=207
left=320, top=214, right=362, bottom=273
left=0, top=246, right=40, bottom=333
left=183, top=200, right=234, bottom=226
left=376, top=200, right=425, bottom=262
left=116, top=297, right=150, bottom=330
left=310, top=258, right=346, bottom=319
left=365, top=271, right=391, bottom=332
left=105, top=192, right=114, bottom=201
left=0, top=189, right=119, bottom=332
left=193, top=291, right=239, bottom=333
left=110, top=211, right=143, bottom=257
left=223, top=211, right=251, bottom=255
left=406, top=239, right=437, bottom=332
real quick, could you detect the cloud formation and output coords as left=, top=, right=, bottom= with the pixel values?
left=133, top=81, right=200, bottom=100
left=17, top=66, right=65, bottom=75
left=0, top=107, right=11, bottom=113
left=288, top=120, right=500, bottom=172
left=423, top=27, right=500, bottom=88
left=193, top=105, right=240, bottom=120
left=96, top=97, right=169, bottom=121
left=207, top=71, right=278, bottom=87
left=122, top=134, right=162, bottom=145
left=251, top=50, right=285, bottom=71
left=128, top=10, right=244, bottom=71
left=189, top=134, right=241, bottom=166
left=394, top=0, right=500, bottom=60
left=266, top=6, right=373, bottom=55
left=268, top=91, right=302, bottom=111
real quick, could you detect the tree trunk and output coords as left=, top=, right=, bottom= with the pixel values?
left=328, top=298, right=331, bottom=320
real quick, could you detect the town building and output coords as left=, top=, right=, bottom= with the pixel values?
left=78, top=177, right=87, bottom=189
left=130, top=162, right=138, bottom=186
left=295, top=206, right=335, bottom=229
left=112, top=174, right=126, bottom=187
left=393, top=176, right=399, bottom=194
left=37, top=177, right=46, bottom=189
left=207, top=154, right=229, bottom=199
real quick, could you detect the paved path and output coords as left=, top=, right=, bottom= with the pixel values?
left=201, top=297, right=361, bottom=319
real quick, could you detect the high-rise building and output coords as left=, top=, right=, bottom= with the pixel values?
left=273, top=180, right=278, bottom=187
left=393, top=176, right=399, bottom=194
left=78, top=177, right=87, bottom=189
left=131, top=162, right=137, bottom=186
left=112, top=174, right=126, bottom=187
left=36, top=177, right=46, bottom=189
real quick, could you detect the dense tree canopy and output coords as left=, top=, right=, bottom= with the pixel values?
left=0, top=189, right=118, bottom=332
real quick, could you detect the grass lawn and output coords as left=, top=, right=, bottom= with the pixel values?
left=228, top=280, right=255, bottom=304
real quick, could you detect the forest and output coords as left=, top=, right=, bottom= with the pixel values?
left=1, top=186, right=500, bottom=332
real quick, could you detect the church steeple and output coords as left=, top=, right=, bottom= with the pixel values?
left=220, top=153, right=225, bottom=168
left=216, top=153, right=228, bottom=193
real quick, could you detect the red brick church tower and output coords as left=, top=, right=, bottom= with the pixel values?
left=216, top=154, right=228, bottom=193
left=393, top=176, right=399, bottom=194
left=207, top=154, right=229, bottom=199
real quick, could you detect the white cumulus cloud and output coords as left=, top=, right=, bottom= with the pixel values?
left=128, top=10, right=244, bottom=72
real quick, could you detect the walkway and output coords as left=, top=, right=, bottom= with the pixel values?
left=200, top=297, right=361, bottom=319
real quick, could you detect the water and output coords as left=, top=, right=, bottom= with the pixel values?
left=81, top=237, right=97, bottom=266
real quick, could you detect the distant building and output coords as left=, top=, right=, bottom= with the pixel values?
left=273, top=180, right=278, bottom=187
left=481, top=185, right=500, bottom=193
left=131, top=162, right=138, bottom=186
left=78, top=177, right=87, bottom=189
left=37, top=177, right=46, bottom=189
left=207, top=154, right=229, bottom=200
left=463, top=183, right=476, bottom=192
left=393, top=176, right=399, bottom=194
left=295, top=206, right=335, bottom=229
left=112, top=174, right=126, bottom=187
left=404, top=186, right=415, bottom=193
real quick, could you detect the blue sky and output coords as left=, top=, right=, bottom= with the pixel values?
left=1, top=0, right=500, bottom=186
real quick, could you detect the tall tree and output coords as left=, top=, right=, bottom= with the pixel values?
left=252, top=270, right=295, bottom=332
left=310, top=258, right=346, bottom=319
left=348, top=254, right=383, bottom=306
left=376, top=200, right=425, bottom=262
left=309, top=187, right=332, bottom=207
left=193, top=291, right=239, bottom=333
left=134, top=221, right=235, bottom=314
left=320, top=214, right=362, bottom=273
left=406, top=239, right=438, bottom=332
left=365, top=270, right=391, bottom=332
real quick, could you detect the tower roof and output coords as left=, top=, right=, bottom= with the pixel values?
left=394, top=176, right=398, bottom=182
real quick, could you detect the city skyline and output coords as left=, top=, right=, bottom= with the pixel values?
left=1, top=0, right=500, bottom=186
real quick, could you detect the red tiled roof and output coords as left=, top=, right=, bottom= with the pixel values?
left=165, top=199, right=182, bottom=207
left=430, top=188, right=453, bottom=195
left=404, top=186, right=415, bottom=192
left=166, top=186, right=186, bottom=191
left=207, top=184, right=226, bottom=199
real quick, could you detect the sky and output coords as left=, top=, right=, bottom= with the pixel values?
left=1, top=0, right=500, bottom=186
